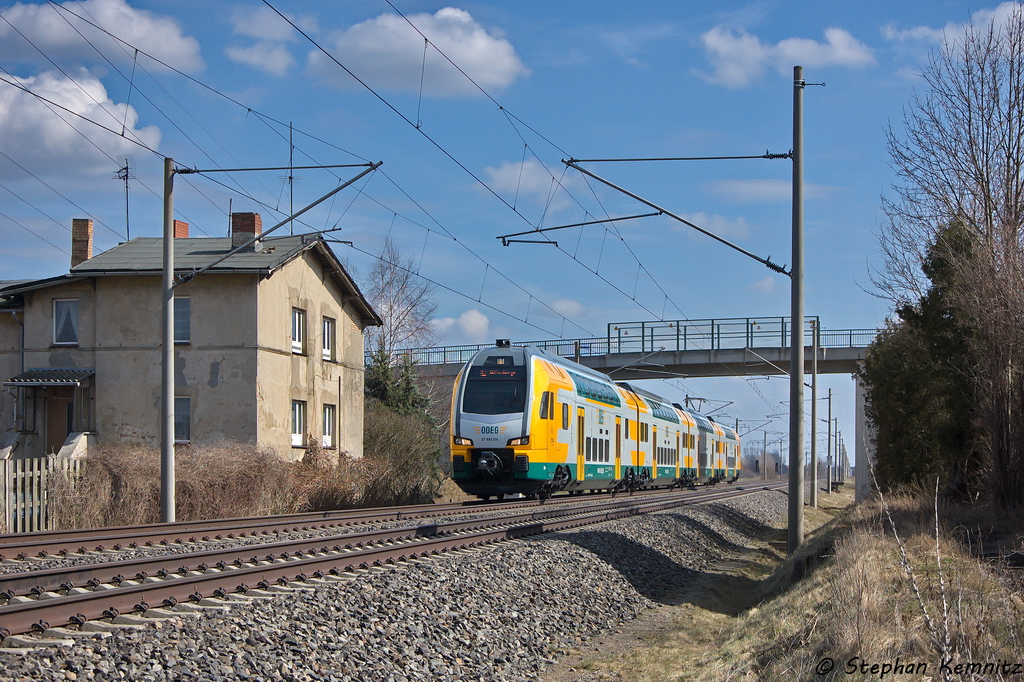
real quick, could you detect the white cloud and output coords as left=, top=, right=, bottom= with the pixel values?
left=550, top=298, right=585, bottom=318
left=601, top=23, right=675, bottom=67
left=749, top=276, right=778, bottom=295
left=699, top=25, right=874, bottom=88
left=309, top=7, right=528, bottom=96
left=225, top=5, right=318, bottom=74
left=677, top=212, right=752, bottom=239
left=705, top=179, right=834, bottom=203
left=0, top=69, right=160, bottom=179
left=432, top=308, right=491, bottom=343
left=484, top=159, right=579, bottom=210
left=231, top=5, right=317, bottom=41
left=884, top=2, right=1024, bottom=45
left=225, top=41, right=295, bottom=76
left=0, top=0, right=203, bottom=71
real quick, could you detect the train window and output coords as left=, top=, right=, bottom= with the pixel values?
left=585, top=436, right=592, bottom=462
left=624, top=419, right=630, bottom=439
left=463, top=381, right=525, bottom=415
left=562, top=403, right=569, bottom=429
left=539, top=391, right=550, bottom=420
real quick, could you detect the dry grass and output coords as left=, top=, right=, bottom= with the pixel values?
left=46, top=408, right=446, bottom=529
left=556, top=484, right=1024, bottom=682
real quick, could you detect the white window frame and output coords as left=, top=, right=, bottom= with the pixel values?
left=52, top=299, right=79, bottom=346
left=322, top=403, right=336, bottom=448
left=174, top=297, right=190, bottom=344
left=174, top=396, right=191, bottom=443
left=291, top=308, right=306, bottom=354
left=291, top=400, right=307, bottom=447
left=322, top=316, right=335, bottom=361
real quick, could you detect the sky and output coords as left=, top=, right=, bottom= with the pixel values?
left=0, top=0, right=1004, bottom=464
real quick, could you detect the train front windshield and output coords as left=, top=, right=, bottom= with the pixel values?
left=462, top=356, right=527, bottom=415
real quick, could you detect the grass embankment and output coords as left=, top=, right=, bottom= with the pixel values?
left=559, top=482, right=1024, bottom=681
left=46, top=439, right=442, bottom=529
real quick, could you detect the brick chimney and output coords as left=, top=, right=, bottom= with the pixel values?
left=231, top=212, right=262, bottom=251
left=71, top=218, right=93, bottom=268
left=173, top=220, right=189, bottom=238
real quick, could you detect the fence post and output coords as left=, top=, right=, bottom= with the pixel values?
left=0, top=460, right=7, bottom=535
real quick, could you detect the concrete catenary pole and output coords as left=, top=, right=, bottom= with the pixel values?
left=763, top=431, right=768, bottom=481
left=161, top=157, right=176, bottom=523
left=826, top=389, right=833, bottom=495
left=788, top=66, right=806, bottom=554
left=810, top=318, right=818, bottom=508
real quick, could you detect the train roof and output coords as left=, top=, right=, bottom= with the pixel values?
left=468, top=345, right=619, bottom=385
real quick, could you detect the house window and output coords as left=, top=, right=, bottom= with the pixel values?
left=322, top=317, right=335, bottom=361
left=53, top=299, right=79, bottom=345
left=323, top=404, right=336, bottom=448
left=291, top=400, right=306, bottom=447
left=174, top=396, right=191, bottom=442
left=174, top=297, right=190, bottom=344
left=291, top=308, right=306, bottom=354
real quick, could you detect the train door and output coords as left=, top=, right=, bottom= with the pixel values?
left=634, top=422, right=642, bottom=468
left=652, top=424, right=657, bottom=475
left=576, top=406, right=585, bottom=481
left=540, top=390, right=557, bottom=451
left=675, top=431, right=681, bottom=479
left=698, top=432, right=709, bottom=473
left=615, top=416, right=622, bottom=479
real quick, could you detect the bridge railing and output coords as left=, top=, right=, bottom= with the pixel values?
left=385, top=316, right=877, bottom=366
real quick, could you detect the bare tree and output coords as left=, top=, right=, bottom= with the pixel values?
left=364, top=236, right=438, bottom=356
left=880, top=9, right=1024, bottom=505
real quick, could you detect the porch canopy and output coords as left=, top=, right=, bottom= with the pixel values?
left=4, top=369, right=95, bottom=387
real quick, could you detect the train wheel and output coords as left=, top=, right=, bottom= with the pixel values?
left=481, top=495, right=491, bottom=501
left=497, top=493, right=505, bottom=501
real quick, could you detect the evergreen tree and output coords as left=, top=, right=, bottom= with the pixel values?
left=860, top=226, right=983, bottom=499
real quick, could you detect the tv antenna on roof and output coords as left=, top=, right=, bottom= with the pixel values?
left=114, top=155, right=135, bottom=241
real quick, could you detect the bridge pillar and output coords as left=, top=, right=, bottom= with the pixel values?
left=855, top=365, right=875, bottom=502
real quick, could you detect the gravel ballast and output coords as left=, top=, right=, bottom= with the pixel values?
left=0, top=490, right=786, bottom=682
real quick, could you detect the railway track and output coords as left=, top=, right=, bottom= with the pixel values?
left=0, top=485, right=681, bottom=562
left=0, top=482, right=785, bottom=645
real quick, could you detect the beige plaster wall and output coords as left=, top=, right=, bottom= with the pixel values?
left=0, top=311, right=23, bottom=435
left=255, top=250, right=367, bottom=460
left=20, top=280, right=98, bottom=372
left=91, top=274, right=259, bottom=447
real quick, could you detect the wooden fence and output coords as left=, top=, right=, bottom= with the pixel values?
left=1, top=457, right=83, bottom=534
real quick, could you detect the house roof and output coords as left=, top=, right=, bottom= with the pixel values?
left=0, top=280, right=34, bottom=291
left=72, top=234, right=312, bottom=274
left=0, top=234, right=382, bottom=327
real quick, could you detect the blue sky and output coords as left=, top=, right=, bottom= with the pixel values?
left=0, top=0, right=1003, bottom=462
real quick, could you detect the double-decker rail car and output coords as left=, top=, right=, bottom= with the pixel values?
left=450, top=342, right=742, bottom=500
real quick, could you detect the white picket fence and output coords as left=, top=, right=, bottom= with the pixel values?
left=1, top=457, right=83, bottom=534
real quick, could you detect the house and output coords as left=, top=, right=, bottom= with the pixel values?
left=0, top=214, right=381, bottom=461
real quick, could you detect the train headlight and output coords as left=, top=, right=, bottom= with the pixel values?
left=507, top=436, right=529, bottom=446
left=454, top=436, right=473, bottom=446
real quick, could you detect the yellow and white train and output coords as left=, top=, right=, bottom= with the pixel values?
left=450, top=342, right=740, bottom=500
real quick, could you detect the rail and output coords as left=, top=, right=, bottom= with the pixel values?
left=384, top=316, right=877, bottom=366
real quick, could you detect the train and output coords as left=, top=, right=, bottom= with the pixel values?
left=449, top=341, right=741, bottom=500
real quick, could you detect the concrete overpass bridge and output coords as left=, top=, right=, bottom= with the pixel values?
left=404, top=317, right=875, bottom=380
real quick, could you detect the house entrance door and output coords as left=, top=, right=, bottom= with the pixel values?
left=45, top=387, right=74, bottom=454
